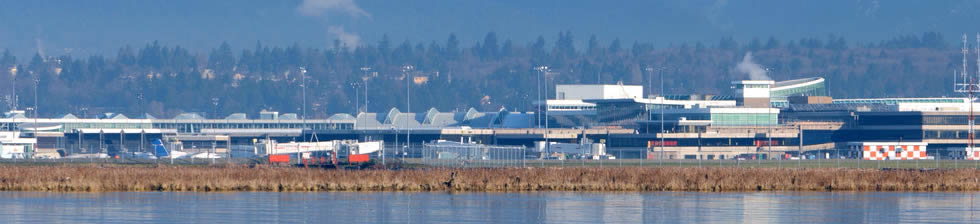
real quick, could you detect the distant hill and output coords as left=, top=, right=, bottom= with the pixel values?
left=0, top=32, right=966, bottom=118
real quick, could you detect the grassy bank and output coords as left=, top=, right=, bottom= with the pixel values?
left=0, top=165, right=977, bottom=192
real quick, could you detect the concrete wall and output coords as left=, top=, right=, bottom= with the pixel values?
left=738, top=97, right=772, bottom=108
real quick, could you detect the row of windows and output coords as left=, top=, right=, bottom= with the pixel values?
left=64, top=123, right=150, bottom=130
left=608, top=137, right=799, bottom=147
left=924, top=131, right=973, bottom=139
left=650, top=114, right=711, bottom=121
left=645, top=104, right=685, bottom=110
left=834, top=98, right=962, bottom=105
left=737, top=84, right=771, bottom=89
left=596, top=103, right=646, bottom=124
left=151, top=122, right=355, bottom=133
left=35, top=122, right=355, bottom=133
left=771, top=101, right=789, bottom=107
left=771, top=83, right=826, bottom=97
left=711, top=113, right=778, bottom=126
left=548, top=105, right=596, bottom=110
left=855, top=114, right=980, bottom=126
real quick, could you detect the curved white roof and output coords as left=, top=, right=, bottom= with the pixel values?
left=772, top=77, right=824, bottom=91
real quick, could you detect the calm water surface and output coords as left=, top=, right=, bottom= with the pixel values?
left=0, top=191, right=976, bottom=223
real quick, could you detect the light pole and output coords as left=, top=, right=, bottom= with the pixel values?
left=644, top=66, right=654, bottom=163
left=658, top=67, right=667, bottom=166
left=1, top=96, right=7, bottom=129
left=8, top=66, right=14, bottom=112
left=138, top=92, right=145, bottom=153
left=32, top=73, right=39, bottom=160
left=535, top=66, right=551, bottom=160
left=350, top=82, right=360, bottom=114
left=211, top=97, right=219, bottom=119
left=536, top=67, right=541, bottom=127
left=137, top=92, right=145, bottom=117
left=360, top=67, right=372, bottom=113
left=300, top=67, right=308, bottom=142
left=760, top=67, right=774, bottom=165
left=403, top=65, right=414, bottom=158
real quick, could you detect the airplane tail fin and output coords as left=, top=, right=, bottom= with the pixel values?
left=153, top=139, right=169, bottom=157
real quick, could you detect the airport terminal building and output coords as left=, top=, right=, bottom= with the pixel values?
left=2, top=76, right=980, bottom=160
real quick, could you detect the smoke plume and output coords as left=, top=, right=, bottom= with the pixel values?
left=327, top=26, right=361, bottom=48
left=296, top=0, right=367, bottom=49
left=297, top=0, right=370, bottom=18
left=35, top=38, right=46, bottom=58
left=736, top=52, right=770, bottom=80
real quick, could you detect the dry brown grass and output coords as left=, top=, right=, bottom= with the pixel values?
left=0, top=165, right=977, bottom=192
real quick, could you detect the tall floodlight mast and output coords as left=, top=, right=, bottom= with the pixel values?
left=8, top=66, right=14, bottom=111
left=300, top=67, right=307, bottom=140
left=535, top=66, right=551, bottom=159
left=402, top=65, right=414, bottom=159
left=360, top=67, right=372, bottom=113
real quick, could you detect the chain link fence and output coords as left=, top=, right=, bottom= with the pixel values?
left=419, top=142, right=526, bottom=168
left=9, top=138, right=980, bottom=169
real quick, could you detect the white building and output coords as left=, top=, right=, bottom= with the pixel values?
left=0, top=132, right=35, bottom=159
left=554, top=84, right=643, bottom=100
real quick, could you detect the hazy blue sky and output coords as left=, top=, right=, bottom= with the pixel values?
left=1, top=0, right=978, bottom=58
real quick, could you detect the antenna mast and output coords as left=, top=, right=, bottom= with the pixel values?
left=954, top=34, right=979, bottom=160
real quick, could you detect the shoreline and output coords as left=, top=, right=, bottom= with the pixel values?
left=0, top=165, right=977, bottom=192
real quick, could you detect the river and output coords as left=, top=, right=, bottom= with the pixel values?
left=0, top=192, right=976, bottom=223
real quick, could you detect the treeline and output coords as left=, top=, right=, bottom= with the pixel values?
left=0, top=31, right=963, bottom=118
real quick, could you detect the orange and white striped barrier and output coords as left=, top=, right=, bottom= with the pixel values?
left=850, top=142, right=928, bottom=160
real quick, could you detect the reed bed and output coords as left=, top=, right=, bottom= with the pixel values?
left=0, top=165, right=976, bottom=192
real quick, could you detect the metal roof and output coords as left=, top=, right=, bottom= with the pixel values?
left=279, top=113, right=298, bottom=120
left=174, top=113, right=204, bottom=120
left=225, top=113, right=248, bottom=120
left=326, top=113, right=356, bottom=121
left=773, top=77, right=823, bottom=88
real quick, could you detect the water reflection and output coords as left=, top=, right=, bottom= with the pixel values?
left=0, top=191, right=975, bottom=223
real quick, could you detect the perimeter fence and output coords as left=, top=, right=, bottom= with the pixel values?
left=418, top=143, right=526, bottom=168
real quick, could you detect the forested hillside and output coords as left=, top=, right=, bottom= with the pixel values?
left=0, top=32, right=963, bottom=118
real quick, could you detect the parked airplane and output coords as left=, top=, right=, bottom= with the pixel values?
left=152, top=139, right=188, bottom=158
